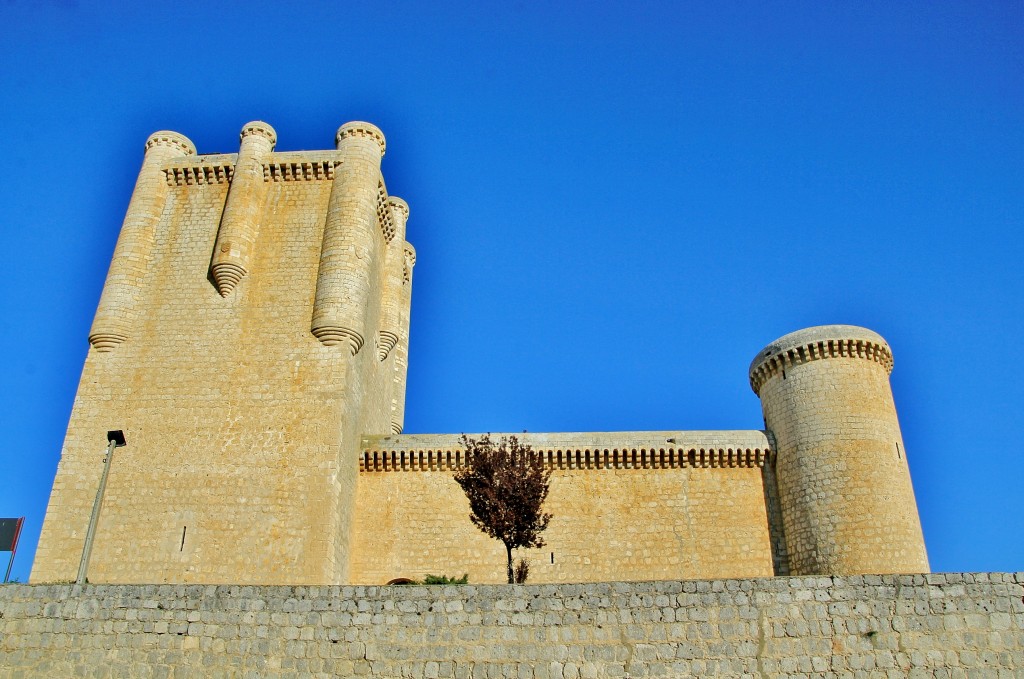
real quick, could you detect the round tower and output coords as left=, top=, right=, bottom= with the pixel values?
left=210, top=121, right=277, bottom=296
left=89, top=130, right=195, bottom=351
left=749, top=325, right=928, bottom=576
left=311, top=121, right=386, bottom=354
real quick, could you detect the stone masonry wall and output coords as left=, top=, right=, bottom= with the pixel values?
left=35, top=125, right=415, bottom=587
left=351, top=432, right=775, bottom=585
left=2, top=573, right=1022, bottom=678
left=34, top=158, right=358, bottom=586
left=352, top=466, right=774, bottom=585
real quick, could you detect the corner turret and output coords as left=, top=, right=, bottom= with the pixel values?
left=311, top=122, right=387, bottom=353
left=210, top=121, right=277, bottom=296
left=88, top=130, right=195, bottom=351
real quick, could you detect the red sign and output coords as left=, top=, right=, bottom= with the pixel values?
left=0, top=518, right=23, bottom=553
left=2, top=517, right=24, bottom=583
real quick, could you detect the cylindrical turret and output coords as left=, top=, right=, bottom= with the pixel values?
left=749, top=325, right=928, bottom=576
left=311, top=122, right=386, bottom=354
left=377, top=196, right=409, bottom=360
left=89, top=131, right=195, bottom=351
left=210, top=121, right=276, bottom=296
left=390, top=241, right=416, bottom=434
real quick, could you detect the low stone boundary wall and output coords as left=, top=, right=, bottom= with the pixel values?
left=1, top=573, right=1022, bottom=677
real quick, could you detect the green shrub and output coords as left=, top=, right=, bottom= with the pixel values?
left=422, top=573, right=469, bottom=585
left=393, top=573, right=469, bottom=585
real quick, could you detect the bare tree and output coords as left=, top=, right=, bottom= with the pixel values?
left=454, top=434, right=552, bottom=584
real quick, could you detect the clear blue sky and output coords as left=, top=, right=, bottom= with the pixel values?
left=1, top=1, right=1021, bottom=582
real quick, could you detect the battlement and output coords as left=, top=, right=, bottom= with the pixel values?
left=360, top=430, right=771, bottom=472
left=144, top=130, right=196, bottom=156
left=336, top=121, right=386, bottom=156
left=748, top=324, right=894, bottom=395
left=162, top=150, right=400, bottom=186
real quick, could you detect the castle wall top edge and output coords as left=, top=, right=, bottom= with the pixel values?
left=363, top=430, right=772, bottom=452
left=164, top=150, right=353, bottom=168
left=748, top=324, right=891, bottom=379
left=9, top=571, right=1019, bottom=597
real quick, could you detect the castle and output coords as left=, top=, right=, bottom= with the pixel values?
left=31, top=122, right=929, bottom=586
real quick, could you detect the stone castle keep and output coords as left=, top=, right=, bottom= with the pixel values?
left=32, top=121, right=929, bottom=587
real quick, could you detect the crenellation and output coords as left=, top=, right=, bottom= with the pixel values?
left=335, top=121, right=386, bottom=157
left=144, top=131, right=196, bottom=156
left=264, top=158, right=339, bottom=182
left=749, top=327, right=895, bottom=396
left=357, top=436, right=771, bottom=473
left=164, top=161, right=236, bottom=186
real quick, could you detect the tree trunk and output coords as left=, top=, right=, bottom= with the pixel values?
left=505, top=543, right=513, bottom=584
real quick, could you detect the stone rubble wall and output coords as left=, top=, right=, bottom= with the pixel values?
left=2, top=572, right=1021, bottom=678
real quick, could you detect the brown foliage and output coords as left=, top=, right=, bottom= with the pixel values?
left=454, top=434, right=552, bottom=583
left=513, top=558, right=530, bottom=584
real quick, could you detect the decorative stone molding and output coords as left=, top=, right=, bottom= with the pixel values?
left=263, top=160, right=338, bottom=181
left=377, top=195, right=409, bottom=246
left=336, top=121, right=386, bottom=157
left=165, top=163, right=235, bottom=186
left=377, top=330, right=399, bottom=361
left=165, top=151, right=354, bottom=185
left=210, top=261, right=246, bottom=295
left=360, top=444, right=769, bottom=473
left=88, top=330, right=129, bottom=352
left=376, top=182, right=395, bottom=243
left=360, top=432, right=772, bottom=473
left=749, top=325, right=894, bottom=396
left=167, top=159, right=343, bottom=185
left=311, top=326, right=364, bottom=355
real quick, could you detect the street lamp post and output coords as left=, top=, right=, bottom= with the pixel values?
left=76, top=430, right=126, bottom=585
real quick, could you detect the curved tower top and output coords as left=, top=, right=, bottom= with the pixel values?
left=749, top=324, right=893, bottom=396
